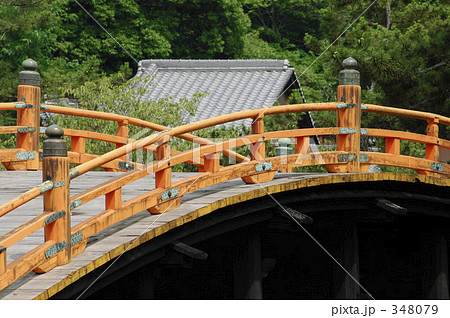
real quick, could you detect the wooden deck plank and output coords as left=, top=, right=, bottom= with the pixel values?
left=0, top=171, right=448, bottom=299
left=0, top=170, right=275, bottom=299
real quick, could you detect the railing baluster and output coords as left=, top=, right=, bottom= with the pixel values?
left=105, top=188, right=122, bottom=211
left=203, top=152, right=220, bottom=173
left=0, top=246, right=6, bottom=275
left=71, top=136, right=86, bottom=154
left=147, top=136, right=183, bottom=214
left=295, top=136, right=309, bottom=155
left=155, top=137, right=171, bottom=189
left=417, top=117, right=441, bottom=176
left=250, top=114, right=265, bottom=162
left=117, top=120, right=129, bottom=162
left=242, top=114, right=275, bottom=184
left=385, top=137, right=400, bottom=156
left=425, top=118, right=439, bottom=162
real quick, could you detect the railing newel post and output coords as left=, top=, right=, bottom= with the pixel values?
left=41, top=125, right=71, bottom=266
left=329, top=57, right=362, bottom=173
left=15, top=59, right=41, bottom=170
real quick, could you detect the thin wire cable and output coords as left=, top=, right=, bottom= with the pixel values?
left=249, top=175, right=376, bottom=300
left=69, top=1, right=212, bottom=299
left=75, top=173, right=202, bottom=300
left=70, top=0, right=377, bottom=300
left=253, top=0, right=378, bottom=124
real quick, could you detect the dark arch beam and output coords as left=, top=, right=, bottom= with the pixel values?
left=49, top=180, right=450, bottom=300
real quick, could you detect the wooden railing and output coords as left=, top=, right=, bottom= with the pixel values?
left=0, top=58, right=449, bottom=291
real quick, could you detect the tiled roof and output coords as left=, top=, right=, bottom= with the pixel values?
left=134, top=59, right=300, bottom=127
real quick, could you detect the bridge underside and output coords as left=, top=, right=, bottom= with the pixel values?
left=50, top=176, right=450, bottom=300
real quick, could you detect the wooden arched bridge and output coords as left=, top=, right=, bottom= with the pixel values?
left=0, top=58, right=449, bottom=300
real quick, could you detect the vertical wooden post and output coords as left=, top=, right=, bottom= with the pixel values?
left=233, top=230, right=263, bottom=299
left=155, top=138, right=171, bottom=189
left=425, top=118, right=439, bottom=161
left=116, top=120, right=129, bottom=161
left=199, top=138, right=221, bottom=173
left=71, top=136, right=86, bottom=154
left=138, top=265, right=155, bottom=299
left=105, top=188, right=122, bottom=210
left=148, top=136, right=181, bottom=214
left=420, top=230, right=449, bottom=299
left=241, top=114, right=274, bottom=184
left=16, top=59, right=41, bottom=170
left=295, top=136, right=309, bottom=155
left=417, top=117, right=440, bottom=176
left=0, top=246, right=6, bottom=275
left=333, top=57, right=361, bottom=173
left=329, top=218, right=360, bottom=299
left=42, top=125, right=71, bottom=266
left=250, top=115, right=265, bottom=162
left=105, top=120, right=130, bottom=172
left=203, top=152, right=220, bottom=173
left=385, top=137, right=400, bottom=155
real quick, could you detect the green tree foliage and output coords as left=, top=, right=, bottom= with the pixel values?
left=243, top=0, right=324, bottom=50
left=52, top=0, right=172, bottom=71
left=1, top=0, right=448, bottom=146
left=141, top=0, right=251, bottom=58
left=52, top=0, right=250, bottom=69
left=0, top=0, right=57, bottom=67
left=305, top=0, right=449, bottom=136
left=0, top=0, right=58, bottom=100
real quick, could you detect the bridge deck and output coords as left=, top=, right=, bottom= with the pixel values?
left=1, top=171, right=448, bottom=300
left=0, top=170, right=329, bottom=299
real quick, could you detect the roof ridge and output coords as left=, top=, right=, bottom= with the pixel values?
left=139, top=59, right=291, bottom=71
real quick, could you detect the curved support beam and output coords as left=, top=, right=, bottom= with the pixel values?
left=275, top=206, right=313, bottom=224
left=171, top=241, right=208, bottom=260
left=375, top=198, right=407, bottom=216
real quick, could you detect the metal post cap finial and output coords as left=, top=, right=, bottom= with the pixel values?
left=22, top=58, right=38, bottom=71
left=342, top=57, right=357, bottom=69
left=339, top=57, right=360, bottom=86
left=45, top=125, right=64, bottom=139
left=43, top=125, right=67, bottom=157
left=19, top=58, right=40, bottom=87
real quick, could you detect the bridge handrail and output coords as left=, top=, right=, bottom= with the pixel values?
left=0, top=102, right=17, bottom=111
left=1, top=58, right=449, bottom=293
left=43, top=105, right=249, bottom=163
left=66, top=103, right=340, bottom=178
left=1, top=102, right=449, bottom=218
left=0, top=102, right=248, bottom=171
left=362, top=104, right=450, bottom=126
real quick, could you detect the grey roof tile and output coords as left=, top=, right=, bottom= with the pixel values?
left=134, top=59, right=303, bottom=128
